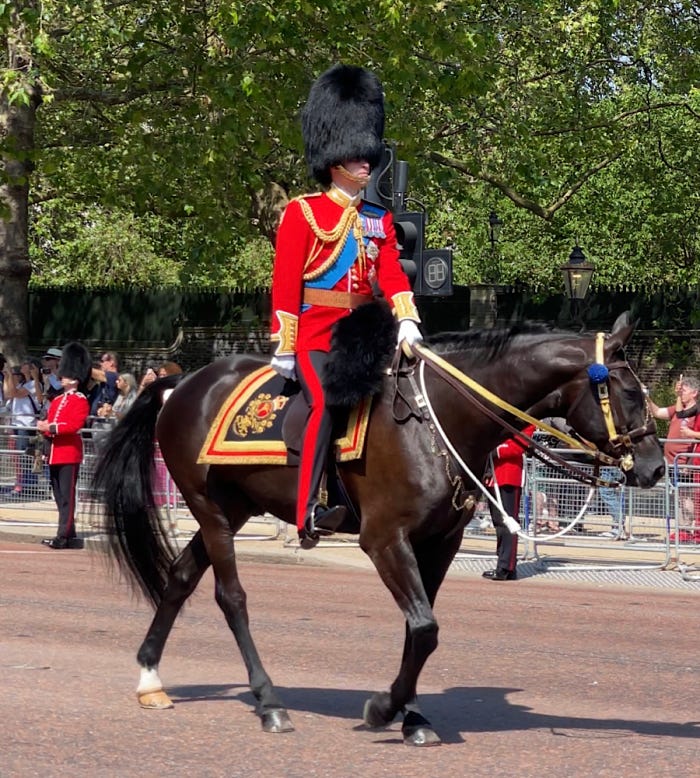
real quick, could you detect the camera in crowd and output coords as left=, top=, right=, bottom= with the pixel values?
left=41, top=367, right=52, bottom=374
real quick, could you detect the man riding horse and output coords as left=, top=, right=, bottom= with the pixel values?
left=270, top=64, right=423, bottom=549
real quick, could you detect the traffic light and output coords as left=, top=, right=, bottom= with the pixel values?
left=394, top=211, right=425, bottom=291
left=394, top=211, right=453, bottom=296
left=420, top=248, right=453, bottom=297
left=369, top=145, right=454, bottom=296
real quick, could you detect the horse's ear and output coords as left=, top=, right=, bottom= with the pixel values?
left=606, top=311, right=637, bottom=354
left=612, top=311, right=632, bottom=333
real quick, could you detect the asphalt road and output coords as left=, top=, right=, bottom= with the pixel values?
left=2, top=539, right=699, bottom=777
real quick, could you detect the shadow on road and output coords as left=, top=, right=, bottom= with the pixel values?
left=167, top=683, right=700, bottom=745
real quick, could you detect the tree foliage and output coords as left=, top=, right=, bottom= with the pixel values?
left=1, top=1, right=699, bottom=359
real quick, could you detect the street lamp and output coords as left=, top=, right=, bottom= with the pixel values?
left=560, top=245, right=594, bottom=300
left=487, top=210, right=503, bottom=249
left=560, top=245, right=594, bottom=325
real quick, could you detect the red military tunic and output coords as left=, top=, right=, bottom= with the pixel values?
left=270, top=188, right=419, bottom=356
left=491, top=425, right=536, bottom=487
left=44, top=390, right=89, bottom=465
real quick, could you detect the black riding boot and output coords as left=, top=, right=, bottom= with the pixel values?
left=299, top=502, right=348, bottom=550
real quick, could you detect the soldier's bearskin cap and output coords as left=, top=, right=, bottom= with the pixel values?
left=58, top=342, right=92, bottom=389
left=301, top=64, right=385, bottom=186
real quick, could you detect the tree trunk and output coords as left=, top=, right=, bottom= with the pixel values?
left=0, top=10, right=41, bottom=364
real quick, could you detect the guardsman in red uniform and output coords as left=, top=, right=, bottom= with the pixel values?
left=270, top=64, right=423, bottom=549
left=482, top=425, right=536, bottom=581
left=36, top=342, right=91, bottom=549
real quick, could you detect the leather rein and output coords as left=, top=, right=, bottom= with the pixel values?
left=403, top=338, right=655, bottom=489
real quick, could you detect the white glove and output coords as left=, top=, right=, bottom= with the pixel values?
left=397, top=319, right=423, bottom=347
left=271, top=354, right=297, bottom=381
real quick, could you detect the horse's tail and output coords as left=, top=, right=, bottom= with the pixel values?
left=92, top=374, right=184, bottom=608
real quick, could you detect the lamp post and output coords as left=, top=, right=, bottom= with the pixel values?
left=487, top=210, right=503, bottom=250
left=560, top=245, right=594, bottom=325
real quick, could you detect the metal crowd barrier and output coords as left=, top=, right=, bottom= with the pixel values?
left=465, top=439, right=700, bottom=569
left=0, top=421, right=283, bottom=541
left=1, top=418, right=698, bottom=557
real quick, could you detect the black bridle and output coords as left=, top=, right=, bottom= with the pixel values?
left=404, top=340, right=655, bottom=488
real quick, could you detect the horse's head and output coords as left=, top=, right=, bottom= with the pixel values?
left=553, top=313, right=665, bottom=488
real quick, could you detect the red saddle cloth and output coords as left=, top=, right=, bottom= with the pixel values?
left=197, top=365, right=372, bottom=466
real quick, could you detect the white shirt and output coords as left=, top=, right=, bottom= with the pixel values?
left=9, top=379, right=39, bottom=427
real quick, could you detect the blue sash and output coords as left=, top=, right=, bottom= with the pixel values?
left=305, top=203, right=387, bottom=292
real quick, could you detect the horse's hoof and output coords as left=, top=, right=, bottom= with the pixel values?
left=403, top=726, right=442, bottom=746
left=261, top=708, right=294, bottom=733
left=402, top=709, right=441, bottom=746
left=137, top=690, right=174, bottom=709
left=363, top=692, right=394, bottom=728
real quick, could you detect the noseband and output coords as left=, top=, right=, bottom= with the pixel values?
left=569, top=332, right=656, bottom=471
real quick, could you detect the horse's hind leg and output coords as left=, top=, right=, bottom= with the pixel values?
left=137, top=531, right=211, bottom=709
left=196, top=484, right=294, bottom=734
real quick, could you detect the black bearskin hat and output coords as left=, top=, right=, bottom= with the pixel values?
left=301, top=64, right=385, bottom=186
left=58, top=342, right=92, bottom=390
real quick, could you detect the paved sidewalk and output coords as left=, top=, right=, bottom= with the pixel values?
left=2, top=508, right=700, bottom=591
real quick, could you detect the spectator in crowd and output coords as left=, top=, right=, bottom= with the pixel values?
left=137, top=365, right=158, bottom=396
left=0, top=352, right=5, bottom=410
left=90, top=351, right=120, bottom=417
left=157, top=361, right=183, bottom=404
left=152, top=361, right=184, bottom=529
left=96, top=373, right=138, bottom=422
left=157, top=361, right=183, bottom=378
left=646, top=375, right=700, bottom=533
left=36, top=343, right=91, bottom=549
left=534, top=417, right=589, bottom=533
left=1, top=360, right=42, bottom=498
left=646, top=375, right=700, bottom=465
left=534, top=419, right=568, bottom=532
left=597, top=467, right=626, bottom=539
left=41, top=347, right=64, bottom=401
left=482, top=425, right=536, bottom=581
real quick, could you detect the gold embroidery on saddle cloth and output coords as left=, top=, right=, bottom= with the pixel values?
left=232, top=393, right=290, bottom=438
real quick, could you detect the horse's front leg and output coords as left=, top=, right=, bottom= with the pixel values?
left=136, top=532, right=210, bottom=709
left=397, top=529, right=466, bottom=745
left=360, top=530, right=442, bottom=746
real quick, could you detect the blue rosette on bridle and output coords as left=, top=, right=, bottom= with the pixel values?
left=587, top=363, right=609, bottom=384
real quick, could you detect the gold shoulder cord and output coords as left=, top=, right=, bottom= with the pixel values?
left=296, top=197, right=366, bottom=282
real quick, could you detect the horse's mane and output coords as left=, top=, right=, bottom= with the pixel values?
left=426, top=322, right=572, bottom=362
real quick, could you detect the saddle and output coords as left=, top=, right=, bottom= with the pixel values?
left=196, top=366, right=370, bottom=534
left=197, top=366, right=372, bottom=467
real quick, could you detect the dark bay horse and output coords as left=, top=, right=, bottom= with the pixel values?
left=94, top=312, right=664, bottom=746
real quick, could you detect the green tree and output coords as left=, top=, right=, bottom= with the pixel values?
left=2, top=1, right=699, bottom=361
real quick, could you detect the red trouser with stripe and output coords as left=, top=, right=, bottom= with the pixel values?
left=295, top=350, right=334, bottom=532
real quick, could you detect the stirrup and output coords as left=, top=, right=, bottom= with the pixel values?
left=308, top=504, right=346, bottom=536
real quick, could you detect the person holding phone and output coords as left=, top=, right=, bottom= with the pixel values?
left=1, top=361, right=42, bottom=498
left=645, top=375, right=700, bottom=537
left=138, top=365, right=158, bottom=395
